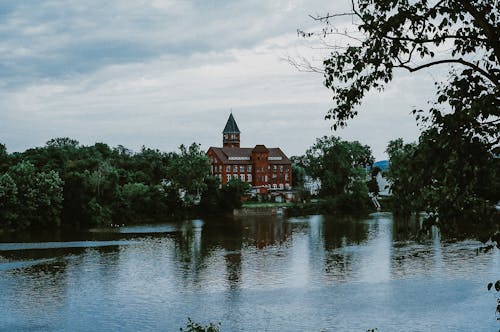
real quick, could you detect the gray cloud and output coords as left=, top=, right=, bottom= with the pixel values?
left=0, top=0, right=433, bottom=161
left=0, top=0, right=335, bottom=86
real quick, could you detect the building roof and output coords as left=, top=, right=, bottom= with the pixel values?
left=222, top=113, right=240, bottom=134
left=208, top=146, right=291, bottom=164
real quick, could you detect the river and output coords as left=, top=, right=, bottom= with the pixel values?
left=0, top=213, right=498, bottom=331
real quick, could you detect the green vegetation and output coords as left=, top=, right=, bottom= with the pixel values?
left=0, top=139, right=246, bottom=230
left=298, top=0, right=499, bottom=235
left=293, top=136, right=374, bottom=214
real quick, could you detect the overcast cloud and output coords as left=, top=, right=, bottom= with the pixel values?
left=0, top=0, right=439, bottom=160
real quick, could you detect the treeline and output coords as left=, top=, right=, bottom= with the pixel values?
left=0, top=138, right=247, bottom=230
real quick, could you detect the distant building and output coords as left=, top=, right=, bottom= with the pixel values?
left=303, top=175, right=321, bottom=196
left=207, top=113, right=292, bottom=193
left=370, top=160, right=391, bottom=196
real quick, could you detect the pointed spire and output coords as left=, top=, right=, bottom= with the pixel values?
left=223, top=112, right=240, bottom=134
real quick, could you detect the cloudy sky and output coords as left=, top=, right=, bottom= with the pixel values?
left=0, top=0, right=439, bottom=160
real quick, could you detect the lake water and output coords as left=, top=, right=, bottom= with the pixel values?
left=0, top=213, right=498, bottom=331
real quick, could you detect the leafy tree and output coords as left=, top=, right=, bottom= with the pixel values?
left=167, top=143, right=210, bottom=201
left=199, top=176, right=223, bottom=214
left=291, top=163, right=307, bottom=189
left=385, top=139, right=421, bottom=216
left=299, top=0, right=498, bottom=129
left=387, top=130, right=499, bottom=237
left=0, top=173, right=18, bottom=227
left=0, top=143, right=8, bottom=172
left=299, top=0, right=499, bottom=230
left=220, top=179, right=251, bottom=211
left=4, top=161, right=63, bottom=228
left=0, top=139, right=214, bottom=228
left=46, top=137, right=80, bottom=148
left=303, top=136, right=373, bottom=197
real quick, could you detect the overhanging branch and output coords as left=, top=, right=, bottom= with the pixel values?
left=395, top=58, right=498, bottom=84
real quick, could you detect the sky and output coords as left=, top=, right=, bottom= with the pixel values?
left=0, top=0, right=440, bottom=161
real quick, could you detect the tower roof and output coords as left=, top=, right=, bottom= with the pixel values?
left=223, top=113, right=240, bottom=134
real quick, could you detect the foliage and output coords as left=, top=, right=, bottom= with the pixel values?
left=386, top=133, right=499, bottom=237
left=220, top=179, right=251, bottom=211
left=0, top=139, right=214, bottom=229
left=367, top=177, right=379, bottom=196
left=302, top=136, right=373, bottom=198
left=0, top=173, right=18, bottom=226
left=199, top=176, right=222, bottom=214
left=179, top=318, right=220, bottom=332
left=167, top=143, right=210, bottom=200
left=291, top=162, right=307, bottom=189
left=384, top=139, right=420, bottom=217
left=46, top=137, right=80, bottom=148
left=299, top=0, right=498, bottom=129
left=300, top=0, right=499, bottom=231
left=0, top=161, right=63, bottom=229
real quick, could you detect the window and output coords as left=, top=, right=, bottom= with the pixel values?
left=265, top=175, right=268, bottom=182
left=247, top=165, right=252, bottom=172
left=247, top=174, right=252, bottom=182
left=239, top=165, right=244, bottom=172
left=273, top=184, right=277, bottom=189
left=279, top=165, right=283, bottom=172
left=273, top=165, right=277, bottom=171
left=279, top=183, right=284, bottom=189
left=272, top=173, right=277, bottom=179
left=285, top=166, right=289, bottom=172
left=240, top=174, right=245, bottom=181
left=285, top=173, right=289, bottom=181
left=218, top=165, right=222, bottom=172
left=226, top=175, right=231, bottom=182
left=233, top=165, right=238, bottom=172
left=226, top=165, right=231, bottom=173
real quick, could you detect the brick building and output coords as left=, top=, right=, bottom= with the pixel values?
left=207, top=113, right=292, bottom=193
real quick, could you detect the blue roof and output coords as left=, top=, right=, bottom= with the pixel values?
left=373, top=160, right=389, bottom=171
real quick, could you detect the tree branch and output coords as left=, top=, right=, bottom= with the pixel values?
left=395, top=58, right=498, bottom=84
left=456, top=0, right=500, bottom=63
left=383, top=34, right=489, bottom=44
left=308, top=12, right=355, bottom=21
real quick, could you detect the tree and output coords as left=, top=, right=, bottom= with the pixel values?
left=167, top=143, right=210, bottom=203
left=385, top=139, right=421, bottom=217
left=0, top=173, right=18, bottom=227
left=46, top=137, right=80, bottom=148
left=0, top=144, right=10, bottom=174
left=303, top=136, right=374, bottom=197
left=4, top=161, right=63, bottom=228
left=220, top=179, right=251, bottom=211
left=291, top=162, right=307, bottom=189
left=299, top=0, right=498, bottom=129
left=298, top=0, right=499, bottom=228
left=199, top=176, right=223, bottom=214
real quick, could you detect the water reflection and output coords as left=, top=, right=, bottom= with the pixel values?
left=0, top=213, right=498, bottom=331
